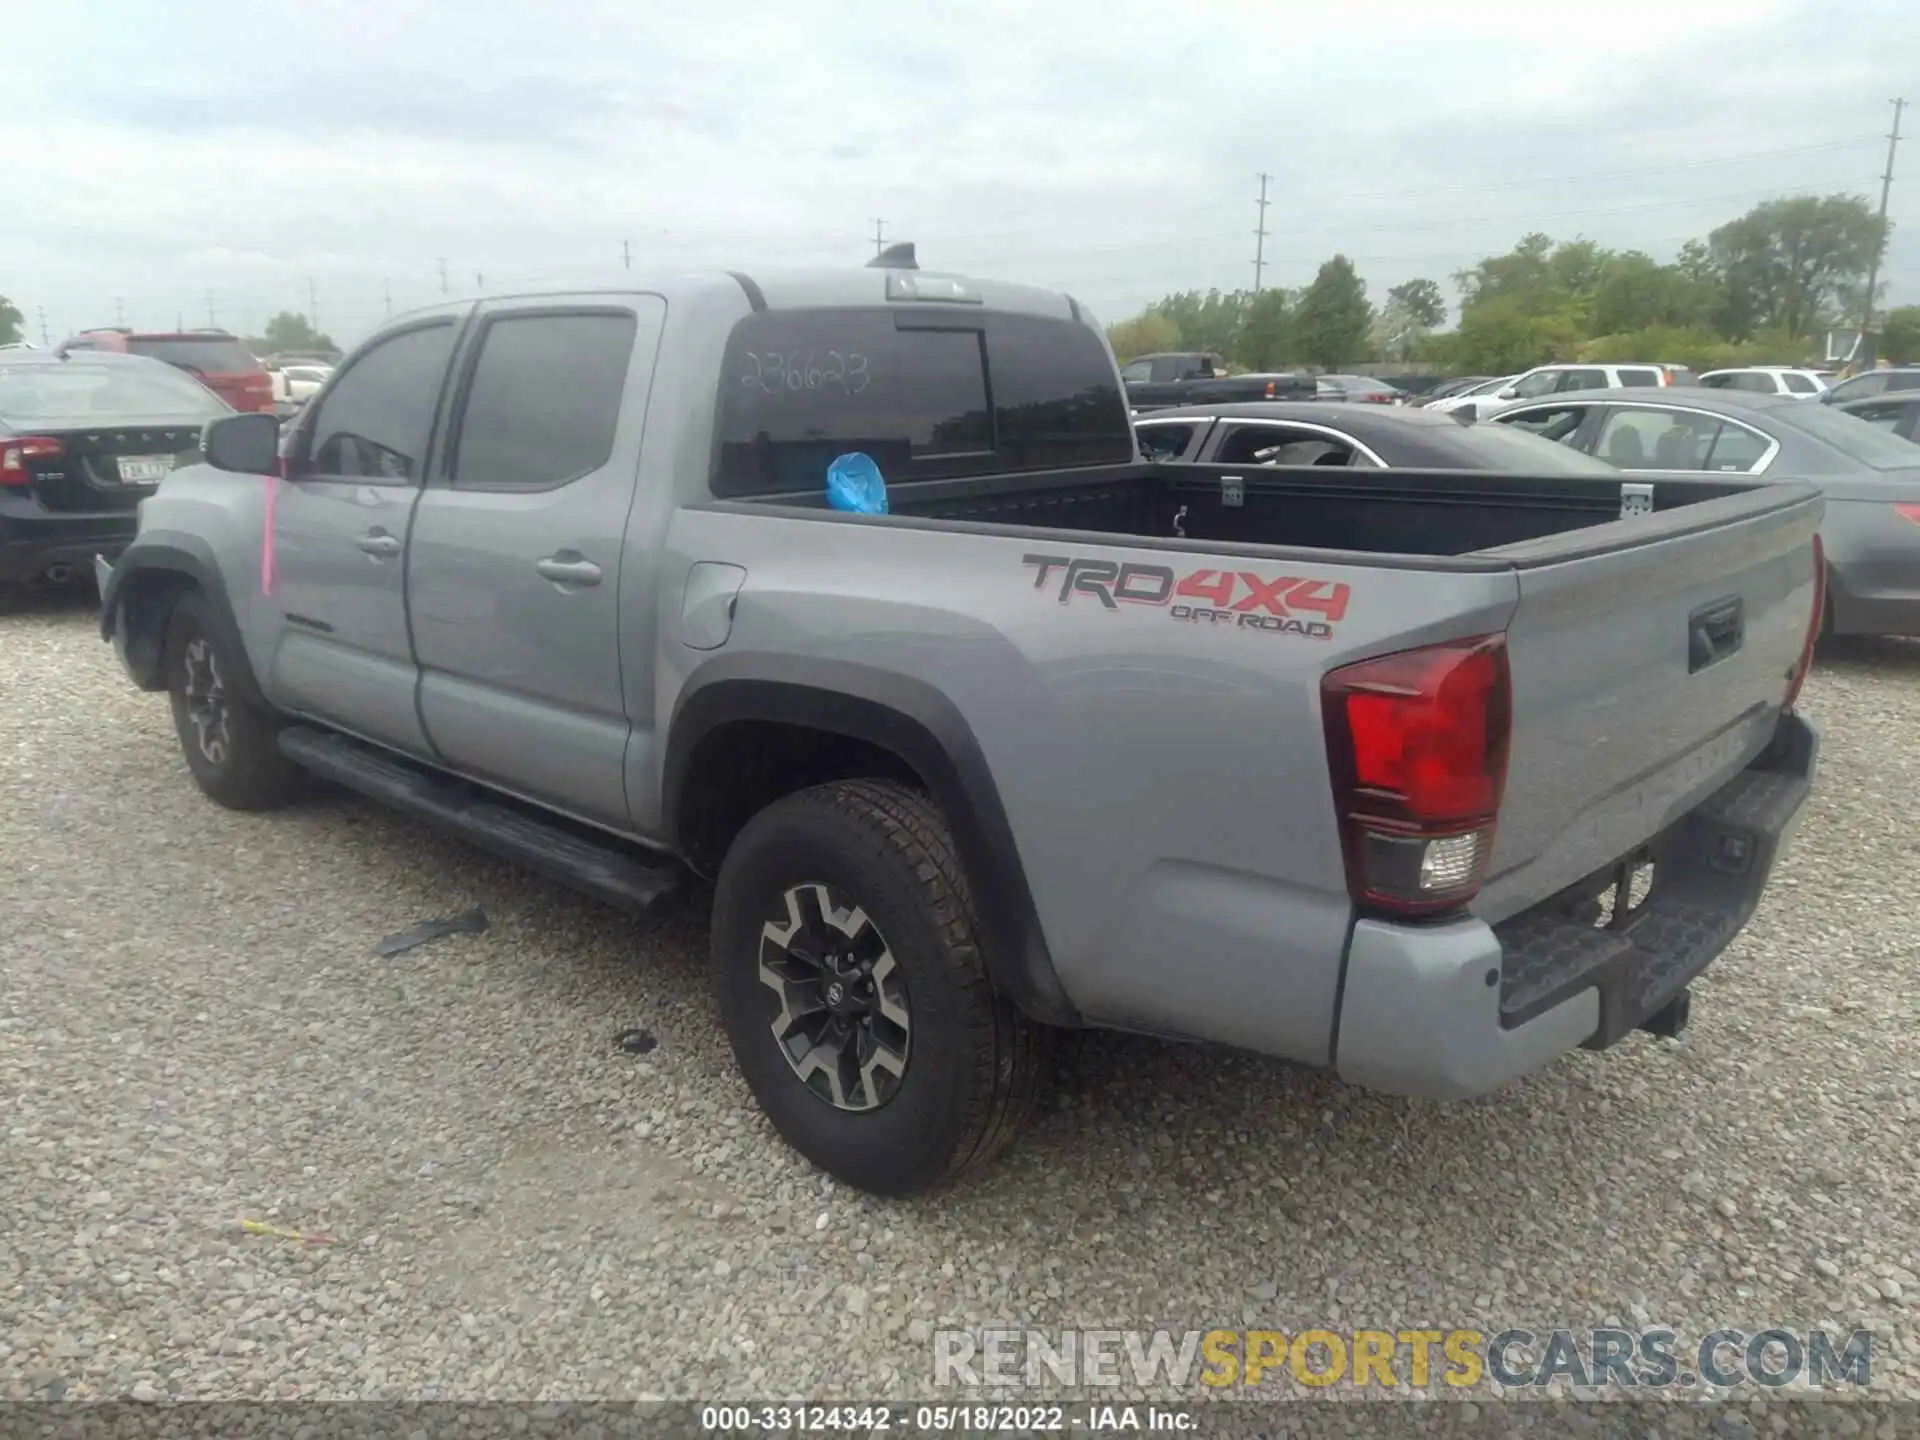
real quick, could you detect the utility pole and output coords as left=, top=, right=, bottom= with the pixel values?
left=871, top=219, right=886, bottom=258
left=384, top=281, right=393, bottom=316
left=36, top=306, right=49, bottom=346
left=307, top=277, right=319, bottom=331
left=436, top=258, right=449, bottom=295
left=475, top=272, right=484, bottom=289
left=1252, top=173, right=1271, bottom=293
left=1862, top=97, right=1906, bottom=341
left=206, top=290, right=218, bottom=328
left=622, top=238, right=632, bottom=270
left=114, top=297, right=126, bottom=326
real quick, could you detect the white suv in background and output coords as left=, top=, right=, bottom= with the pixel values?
left=1697, top=367, right=1828, bottom=400
left=1461, top=361, right=1694, bottom=415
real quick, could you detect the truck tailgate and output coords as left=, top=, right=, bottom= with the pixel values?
left=1473, top=484, right=1823, bottom=924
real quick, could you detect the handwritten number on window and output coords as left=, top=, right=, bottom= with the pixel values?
left=740, top=351, right=871, bottom=396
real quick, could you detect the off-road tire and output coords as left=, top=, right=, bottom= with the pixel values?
left=164, top=592, right=304, bottom=811
left=712, top=778, right=1050, bottom=1195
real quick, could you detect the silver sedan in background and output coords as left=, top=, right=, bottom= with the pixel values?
left=1480, top=386, right=1920, bottom=637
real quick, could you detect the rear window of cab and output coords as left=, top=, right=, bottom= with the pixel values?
left=712, top=309, right=1132, bottom=497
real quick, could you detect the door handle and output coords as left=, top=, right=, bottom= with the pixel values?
left=356, top=531, right=402, bottom=558
left=535, top=555, right=603, bottom=588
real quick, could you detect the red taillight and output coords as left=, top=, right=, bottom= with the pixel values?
left=1782, top=534, right=1824, bottom=711
left=0, top=435, right=63, bottom=486
left=1322, top=635, right=1512, bottom=915
left=1264, top=380, right=1277, bottom=399
left=1895, top=503, right=1920, bottom=526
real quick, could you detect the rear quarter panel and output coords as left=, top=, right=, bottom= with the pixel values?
left=660, top=505, right=1519, bottom=1064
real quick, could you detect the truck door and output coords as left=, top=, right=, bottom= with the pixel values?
left=268, top=314, right=462, bottom=753
left=404, top=294, right=666, bottom=830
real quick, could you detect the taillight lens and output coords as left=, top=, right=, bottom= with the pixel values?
left=1895, top=503, right=1920, bottom=526
left=0, top=435, right=63, bottom=485
left=1264, top=380, right=1277, bottom=399
left=1782, top=534, right=1824, bottom=711
left=1322, top=635, right=1512, bottom=915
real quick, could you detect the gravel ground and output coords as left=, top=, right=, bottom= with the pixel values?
left=2, top=590, right=1918, bottom=1417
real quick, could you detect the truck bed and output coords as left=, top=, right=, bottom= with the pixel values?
left=732, top=461, right=1780, bottom=563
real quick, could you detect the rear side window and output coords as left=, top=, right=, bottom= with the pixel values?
left=451, top=311, right=638, bottom=491
left=1556, top=368, right=1608, bottom=392
left=713, top=308, right=1130, bottom=496
left=1617, top=368, right=1662, bottom=387
left=300, top=321, right=456, bottom=484
left=125, top=337, right=260, bottom=374
left=1135, top=422, right=1197, bottom=461
left=1120, top=359, right=1153, bottom=383
left=1783, top=372, right=1817, bottom=394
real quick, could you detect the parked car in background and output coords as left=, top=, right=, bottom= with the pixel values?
left=1835, top=393, right=1920, bottom=443
left=1820, top=366, right=1920, bottom=407
left=1134, top=401, right=1623, bottom=474
left=1487, top=387, right=1920, bottom=637
left=270, top=364, right=332, bottom=415
left=57, top=328, right=275, bottom=415
left=1121, top=351, right=1315, bottom=412
left=1415, top=375, right=1498, bottom=406
left=97, top=265, right=1822, bottom=1194
left=1423, top=374, right=1519, bottom=415
left=0, top=349, right=229, bottom=589
left=1458, top=362, right=1694, bottom=415
left=1698, top=367, right=1828, bottom=399
left=1313, top=374, right=1406, bottom=405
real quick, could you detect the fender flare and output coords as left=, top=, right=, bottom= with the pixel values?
left=101, top=534, right=269, bottom=709
left=664, top=657, right=1083, bottom=1028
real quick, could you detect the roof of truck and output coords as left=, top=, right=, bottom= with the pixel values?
left=391, top=268, right=1085, bottom=325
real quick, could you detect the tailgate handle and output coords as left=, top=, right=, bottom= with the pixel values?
left=1689, top=597, right=1744, bottom=672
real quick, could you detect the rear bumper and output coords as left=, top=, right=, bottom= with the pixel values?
left=0, top=500, right=138, bottom=585
left=1334, top=710, right=1817, bottom=1098
left=1824, top=566, right=1920, bottom=638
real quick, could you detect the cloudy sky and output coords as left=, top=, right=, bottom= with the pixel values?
left=4, top=0, right=1915, bottom=347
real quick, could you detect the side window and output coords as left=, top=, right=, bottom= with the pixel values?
left=1215, top=424, right=1360, bottom=467
left=1699, top=373, right=1732, bottom=389
left=1734, top=373, right=1776, bottom=393
left=450, top=311, right=638, bottom=491
left=1783, top=373, right=1817, bottom=394
left=1617, top=368, right=1662, bottom=388
left=1892, top=372, right=1920, bottom=393
left=1703, top=421, right=1772, bottom=472
left=1848, top=402, right=1905, bottom=431
left=1120, top=359, right=1154, bottom=383
left=1149, top=358, right=1181, bottom=383
left=301, top=321, right=456, bottom=483
left=1832, top=373, right=1888, bottom=403
left=1509, top=369, right=1560, bottom=400
left=1595, top=407, right=1716, bottom=470
left=1500, top=405, right=1588, bottom=446
left=1135, top=423, right=1196, bottom=461
left=1556, top=368, right=1608, bottom=392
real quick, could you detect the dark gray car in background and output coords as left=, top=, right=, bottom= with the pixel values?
left=1486, top=387, right=1920, bottom=637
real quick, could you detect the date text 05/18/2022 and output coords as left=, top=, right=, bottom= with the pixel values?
left=699, top=1402, right=1197, bottom=1432
left=1023, top=553, right=1352, bottom=641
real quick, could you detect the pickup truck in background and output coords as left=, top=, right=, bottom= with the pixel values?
left=1121, top=350, right=1316, bottom=412
left=98, top=265, right=1823, bottom=1196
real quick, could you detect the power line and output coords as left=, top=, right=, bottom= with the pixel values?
left=871, top=218, right=886, bottom=258
left=1862, top=97, right=1906, bottom=335
left=1252, top=173, right=1271, bottom=293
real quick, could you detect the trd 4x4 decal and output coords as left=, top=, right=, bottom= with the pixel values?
left=1021, top=554, right=1350, bottom=640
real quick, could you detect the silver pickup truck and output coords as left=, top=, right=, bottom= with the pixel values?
left=97, top=264, right=1824, bottom=1196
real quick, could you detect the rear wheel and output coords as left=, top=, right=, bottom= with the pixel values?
left=164, top=592, right=304, bottom=811
left=712, top=778, right=1049, bottom=1195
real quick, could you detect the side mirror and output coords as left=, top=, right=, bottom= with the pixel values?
left=202, top=411, right=281, bottom=475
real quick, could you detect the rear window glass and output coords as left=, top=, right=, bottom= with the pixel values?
left=713, top=308, right=1130, bottom=496
left=1778, top=400, right=1920, bottom=470
left=0, top=362, right=228, bottom=426
left=126, top=337, right=261, bottom=375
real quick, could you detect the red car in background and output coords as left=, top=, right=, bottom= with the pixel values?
left=54, top=328, right=273, bottom=414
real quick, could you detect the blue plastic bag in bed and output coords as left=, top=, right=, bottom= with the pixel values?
left=826, top=452, right=889, bottom=515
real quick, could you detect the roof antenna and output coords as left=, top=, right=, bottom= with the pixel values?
left=867, top=241, right=918, bottom=270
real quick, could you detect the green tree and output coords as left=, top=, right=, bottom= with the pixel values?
left=1295, top=255, right=1373, bottom=368
left=0, top=295, right=22, bottom=346
left=1387, top=278, right=1446, bottom=329
left=1445, top=295, right=1585, bottom=374
left=1588, top=251, right=1717, bottom=335
left=1706, top=194, right=1886, bottom=339
left=247, top=310, right=338, bottom=356
left=1232, top=289, right=1293, bottom=371
left=1881, top=305, right=1920, bottom=365
left=1107, top=311, right=1180, bottom=361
